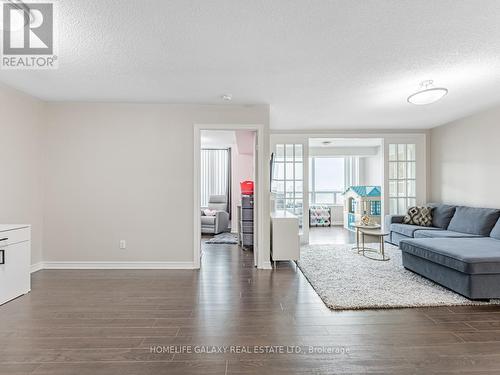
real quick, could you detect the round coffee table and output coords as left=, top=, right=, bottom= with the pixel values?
left=351, top=223, right=381, bottom=252
left=359, top=227, right=390, bottom=261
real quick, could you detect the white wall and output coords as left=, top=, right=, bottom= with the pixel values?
left=359, top=147, right=382, bottom=186
left=431, top=105, right=500, bottom=208
left=44, top=103, right=269, bottom=264
left=0, top=83, right=44, bottom=266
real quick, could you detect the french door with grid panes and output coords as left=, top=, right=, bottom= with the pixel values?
left=272, top=143, right=304, bottom=228
left=388, top=143, right=416, bottom=215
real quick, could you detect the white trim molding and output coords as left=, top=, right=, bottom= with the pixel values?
left=32, top=262, right=196, bottom=270
left=30, top=262, right=44, bottom=273
left=261, top=261, right=273, bottom=270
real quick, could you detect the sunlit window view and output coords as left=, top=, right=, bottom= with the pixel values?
left=309, top=157, right=345, bottom=205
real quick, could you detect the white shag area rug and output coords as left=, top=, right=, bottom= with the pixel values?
left=297, top=243, right=500, bottom=310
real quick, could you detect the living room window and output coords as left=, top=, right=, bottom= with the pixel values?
left=388, top=143, right=416, bottom=214
left=308, top=156, right=360, bottom=206
left=309, top=157, right=345, bottom=206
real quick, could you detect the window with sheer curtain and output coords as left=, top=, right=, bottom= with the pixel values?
left=200, top=149, right=230, bottom=208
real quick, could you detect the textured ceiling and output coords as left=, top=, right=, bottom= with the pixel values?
left=2, top=0, right=500, bottom=129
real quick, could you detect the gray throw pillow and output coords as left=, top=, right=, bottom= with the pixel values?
left=447, top=206, right=500, bottom=236
left=428, top=204, right=456, bottom=229
left=488, top=219, right=500, bottom=240
left=403, top=206, right=433, bottom=227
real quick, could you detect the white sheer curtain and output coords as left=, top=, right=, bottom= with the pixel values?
left=344, top=156, right=359, bottom=189
left=200, top=149, right=230, bottom=208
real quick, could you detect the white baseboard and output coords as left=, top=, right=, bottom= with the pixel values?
left=30, top=262, right=44, bottom=273
left=260, top=261, right=273, bottom=270
left=33, top=261, right=196, bottom=270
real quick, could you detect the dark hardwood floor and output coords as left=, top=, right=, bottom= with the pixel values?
left=1, top=240, right=500, bottom=374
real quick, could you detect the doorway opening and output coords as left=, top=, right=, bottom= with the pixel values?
left=307, top=138, right=384, bottom=245
left=196, top=129, right=258, bottom=268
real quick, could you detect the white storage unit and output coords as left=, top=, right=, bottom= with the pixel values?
left=270, top=211, right=300, bottom=266
left=238, top=194, right=254, bottom=249
left=0, top=225, right=31, bottom=306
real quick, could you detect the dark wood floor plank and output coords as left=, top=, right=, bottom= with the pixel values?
left=32, top=362, right=226, bottom=375
left=0, top=348, right=175, bottom=364
left=0, top=337, right=144, bottom=350
left=0, top=326, right=179, bottom=338
left=467, top=321, right=500, bottom=330
left=456, top=331, right=500, bottom=343
left=427, top=312, right=500, bottom=323
left=0, top=364, right=40, bottom=375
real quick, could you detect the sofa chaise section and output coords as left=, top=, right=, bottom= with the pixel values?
left=400, top=237, right=500, bottom=299
left=385, top=204, right=500, bottom=299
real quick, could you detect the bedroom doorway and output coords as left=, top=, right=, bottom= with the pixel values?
left=194, top=125, right=264, bottom=269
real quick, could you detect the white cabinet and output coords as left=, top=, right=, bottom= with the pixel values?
left=270, top=211, right=300, bottom=265
left=0, top=225, right=31, bottom=306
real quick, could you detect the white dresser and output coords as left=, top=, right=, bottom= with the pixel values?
left=270, top=211, right=300, bottom=266
left=0, top=225, right=31, bottom=306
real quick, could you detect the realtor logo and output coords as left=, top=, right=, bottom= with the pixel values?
left=1, top=1, right=58, bottom=69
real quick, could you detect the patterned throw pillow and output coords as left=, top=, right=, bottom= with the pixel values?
left=403, top=206, right=433, bottom=226
left=203, top=209, right=217, bottom=216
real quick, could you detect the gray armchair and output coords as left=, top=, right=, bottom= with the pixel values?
left=201, top=195, right=230, bottom=234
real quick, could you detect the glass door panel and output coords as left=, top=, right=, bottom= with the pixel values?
left=388, top=143, right=417, bottom=215
left=272, top=143, right=304, bottom=229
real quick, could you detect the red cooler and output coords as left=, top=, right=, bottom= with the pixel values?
left=240, top=180, right=254, bottom=195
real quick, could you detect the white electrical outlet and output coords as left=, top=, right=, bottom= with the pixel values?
left=119, top=240, right=126, bottom=249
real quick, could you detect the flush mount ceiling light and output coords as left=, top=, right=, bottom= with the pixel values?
left=407, top=80, right=448, bottom=105
left=220, top=94, right=232, bottom=101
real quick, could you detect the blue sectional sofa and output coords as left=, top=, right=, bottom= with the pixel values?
left=385, top=204, right=500, bottom=300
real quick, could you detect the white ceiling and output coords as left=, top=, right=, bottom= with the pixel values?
left=2, top=1, right=500, bottom=130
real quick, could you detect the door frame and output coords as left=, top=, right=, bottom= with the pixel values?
left=193, top=123, right=266, bottom=269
